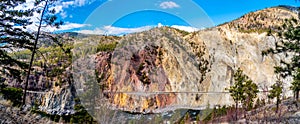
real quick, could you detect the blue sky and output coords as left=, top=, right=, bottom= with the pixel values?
left=33, top=0, right=300, bottom=34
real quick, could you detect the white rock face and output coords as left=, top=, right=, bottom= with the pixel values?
left=184, top=26, right=293, bottom=107
left=27, top=85, right=76, bottom=115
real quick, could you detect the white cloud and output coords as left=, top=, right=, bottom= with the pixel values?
left=171, top=25, right=200, bottom=32
left=76, top=28, right=105, bottom=35
left=76, top=25, right=153, bottom=35
left=157, top=23, right=200, bottom=32
left=159, top=1, right=180, bottom=9
left=62, top=1, right=75, bottom=8
left=76, top=24, right=201, bottom=35
left=14, top=0, right=35, bottom=10
left=104, top=25, right=152, bottom=35
left=47, top=23, right=91, bottom=32
left=157, top=23, right=163, bottom=27
left=73, top=0, right=96, bottom=7
left=22, top=22, right=90, bottom=32
left=57, top=23, right=90, bottom=31
left=50, top=5, right=63, bottom=14
left=60, top=11, right=67, bottom=19
left=13, top=0, right=97, bottom=32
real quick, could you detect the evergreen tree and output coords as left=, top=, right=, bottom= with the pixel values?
left=0, top=0, right=34, bottom=80
left=243, top=79, right=259, bottom=111
left=268, top=77, right=283, bottom=112
left=227, top=68, right=258, bottom=120
left=0, top=0, right=63, bottom=106
left=291, top=68, right=300, bottom=100
left=263, top=19, right=300, bottom=100
left=22, top=0, right=63, bottom=106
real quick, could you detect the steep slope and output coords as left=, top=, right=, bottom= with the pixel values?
left=222, top=6, right=298, bottom=32
left=88, top=6, right=299, bottom=114
left=1, top=6, right=299, bottom=123
left=91, top=27, right=209, bottom=113
left=183, top=6, right=299, bottom=106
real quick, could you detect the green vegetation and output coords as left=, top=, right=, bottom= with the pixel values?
left=171, top=27, right=190, bottom=36
left=10, top=50, right=32, bottom=60
left=1, top=31, right=120, bottom=122
left=201, top=102, right=212, bottom=122
left=268, top=78, right=283, bottom=112
left=254, top=98, right=266, bottom=109
left=238, top=28, right=273, bottom=34
left=72, top=102, right=97, bottom=124
left=0, top=0, right=33, bottom=81
left=31, top=109, right=96, bottom=123
left=80, top=74, right=99, bottom=116
left=243, top=78, right=259, bottom=111
left=226, top=68, right=258, bottom=120
left=0, top=0, right=66, bottom=107
left=97, top=42, right=118, bottom=52
left=9, top=43, right=73, bottom=88
left=263, top=18, right=300, bottom=100
left=21, top=0, right=64, bottom=106
left=30, top=98, right=97, bottom=123
left=72, top=39, right=118, bottom=60
left=202, top=105, right=230, bottom=122
left=177, top=105, right=231, bottom=123
left=291, top=68, right=300, bottom=100
left=0, top=87, right=23, bottom=107
left=192, top=43, right=210, bottom=83
left=1, top=2, right=300, bottom=123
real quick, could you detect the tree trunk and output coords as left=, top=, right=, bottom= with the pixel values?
left=235, top=101, right=238, bottom=121
left=22, top=0, right=49, bottom=107
left=296, top=90, right=299, bottom=100
left=243, top=104, right=246, bottom=119
left=276, top=96, right=279, bottom=113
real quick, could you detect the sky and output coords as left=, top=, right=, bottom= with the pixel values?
left=21, top=0, right=300, bottom=35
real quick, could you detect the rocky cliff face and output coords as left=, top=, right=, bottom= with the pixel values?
left=26, top=84, right=76, bottom=115
left=224, top=7, right=298, bottom=32
left=93, top=28, right=268, bottom=113
left=6, top=6, right=297, bottom=115
left=94, top=28, right=209, bottom=113
left=88, top=7, right=299, bottom=113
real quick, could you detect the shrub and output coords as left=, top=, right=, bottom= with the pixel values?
left=0, top=87, right=23, bottom=106
left=97, top=42, right=118, bottom=52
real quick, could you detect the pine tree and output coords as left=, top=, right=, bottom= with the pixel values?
left=268, top=77, right=283, bottom=112
left=243, top=79, right=259, bottom=111
left=227, top=68, right=258, bottom=120
left=22, top=0, right=63, bottom=106
left=0, top=0, right=63, bottom=106
left=0, top=0, right=34, bottom=80
left=263, top=19, right=300, bottom=100
left=291, top=68, right=300, bottom=100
